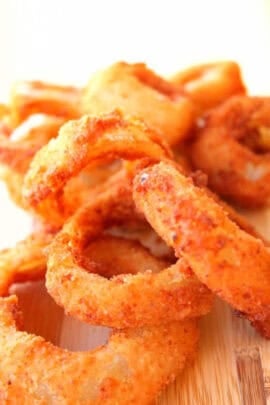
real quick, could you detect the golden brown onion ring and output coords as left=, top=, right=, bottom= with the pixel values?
left=0, top=232, right=53, bottom=296
left=46, top=174, right=212, bottom=328
left=171, top=61, right=246, bottom=112
left=80, top=235, right=168, bottom=275
left=0, top=295, right=199, bottom=404
left=204, top=185, right=269, bottom=244
left=82, top=62, right=195, bottom=145
left=191, top=96, right=270, bottom=207
left=10, top=80, right=82, bottom=126
left=133, top=161, right=270, bottom=338
left=0, top=114, right=65, bottom=173
left=0, top=104, right=9, bottom=119
left=1, top=160, right=124, bottom=228
left=23, top=110, right=170, bottom=209
left=0, top=104, right=11, bottom=134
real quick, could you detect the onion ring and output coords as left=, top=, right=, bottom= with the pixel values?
left=82, top=62, right=195, bottom=145
left=10, top=80, right=82, bottom=126
left=127, top=157, right=269, bottom=245
left=0, top=114, right=65, bottom=173
left=0, top=232, right=52, bottom=296
left=0, top=295, right=198, bottom=404
left=191, top=96, right=270, bottom=207
left=23, top=110, right=170, bottom=209
left=80, top=235, right=169, bottom=275
left=46, top=170, right=212, bottom=328
left=0, top=104, right=9, bottom=119
left=171, top=61, right=246, bottom=112
left=0, top=160, right=123, bottom=228
left=133, top=161, right=270, bottom=338
left=204, top=185, right=269, bottom=244
left=0, top=104, right=11, bottom=135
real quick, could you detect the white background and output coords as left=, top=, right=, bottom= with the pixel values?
left=0, top=0, right=269, bottom=247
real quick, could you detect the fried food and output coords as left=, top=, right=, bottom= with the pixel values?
left=133, top=161, right=270, bottom=338
left=2, top=58, right=270, bottom=403
left=191, top=96, right=270, bottom=207
left=0, top=104, right=9, bottom=119
left=0, top=233, right=53, bottom=296
left=171, top=61, right=246, bottom=113
left=0, top=114, right=65, bottom=172
left=46, top=179, right=212, bottom=327
left=23, top=110, right=170, bottom=209
left=82, top=62, right=195, bottom=145
left=204, top=185, right=269, bottom=244
left=0, top=104, right=11, bottom=133
left=0, top=295, right=199, bottom=405
left=0, top=159, right=121, bottom=228
left=10, top=80, right=82, bottom=126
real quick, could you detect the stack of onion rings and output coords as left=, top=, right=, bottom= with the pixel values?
left=0, top=59, right=269, bottom=403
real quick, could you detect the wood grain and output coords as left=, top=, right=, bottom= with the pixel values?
left=6, top=207, right=270, bottom=404
left=235, top=347, right=266, bottom=405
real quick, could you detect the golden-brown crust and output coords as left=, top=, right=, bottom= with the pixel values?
left=171, top=61, right=246, bottom=113
left=10, top=80, right=82, bottom=126
left=22, top=110, right=170, bottom=227
left=0, top=232, right=53, bottom=296
left=83, top=62, right=195, bottom=145
left=46, top=172, right=213, bottom=328
left=191, top=96, right=270, bottom=207
left=0, top=114, right=65, bottom=173
left=133, top=161, right=270, bottom=338
left=0, top=295, right=199, bottom=404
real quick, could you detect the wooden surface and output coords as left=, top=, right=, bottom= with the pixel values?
left=9, top=208, right=270, bottom=405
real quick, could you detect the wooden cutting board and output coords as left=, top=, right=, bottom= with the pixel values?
left=8, top=208, right=270, bottom=405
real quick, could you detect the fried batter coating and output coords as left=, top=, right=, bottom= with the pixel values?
left=23, top=110, right=170, bottom=208
left=81, top=235, right=169, bottom=275
left=46, top=173, right=212, bottom=328
left=204, top=186, right=269, bottom=244
left=171, top=61, right=246, bottom=113
left=133, top=161, right=270, bottom=338
left=0, top=160, right=121, bottom=228
left=0, top=114, right=65, bottom=173
left=0, top=104, right=11, bottom=134
left=0, top=115, right=122, bottom=226
left=0, top=104, right=9, bottom=119
left=0, top=233, right=53, bottom=296
left=191, top=96, right=270, bottom=207
left=82, top=62, right=195, bottom=145
left=0, top=296, right=199, bottom=404
left=10, top=80, right=82, bottom=126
